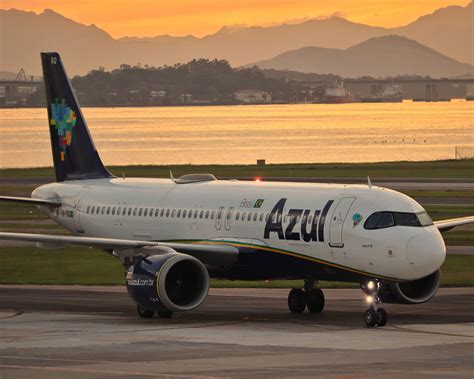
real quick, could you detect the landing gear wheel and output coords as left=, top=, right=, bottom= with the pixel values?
left=364, top=308, right=377, bottom=327
left=288, top=288, right=306, bottom=313
left=376, top=308, right=387, bottom=327
left=137, top=304, right=154, bottom=318
left=157, top=311, right=173, bottom=319
left=306, top=288, right=325, bottom=313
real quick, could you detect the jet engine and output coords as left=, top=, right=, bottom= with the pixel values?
left=126, top=252, right=209, bottom=313
left=379, top=269, right=441, bottom=304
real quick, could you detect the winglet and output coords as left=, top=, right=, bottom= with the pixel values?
left=367, top=176, right=372, bottom=189
left=169, top=170, right=175, bottom=183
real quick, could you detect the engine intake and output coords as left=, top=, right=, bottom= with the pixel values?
left=126, top=252, right=209, bottom=312
left=379, top=269, right=441, bottom=304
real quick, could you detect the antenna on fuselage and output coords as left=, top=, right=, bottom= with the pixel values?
left=367, top=176, right=372, bottom=189
left=169, top=170, right=176, bottom=183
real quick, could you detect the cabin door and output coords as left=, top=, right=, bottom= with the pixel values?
left=74, top=187, right=91, bottom=233
left=328, top=197, right=355, bottom=248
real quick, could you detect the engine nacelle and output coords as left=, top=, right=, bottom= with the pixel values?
left=379, top=269, right=441, bottom=304
left=126, top=252, right=209, bottom=312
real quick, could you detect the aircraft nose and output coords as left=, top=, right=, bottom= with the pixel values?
left=406, top=230, right=446, bottom=277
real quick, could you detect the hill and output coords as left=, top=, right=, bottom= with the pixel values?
left=249, top=36, right=474, bottom=78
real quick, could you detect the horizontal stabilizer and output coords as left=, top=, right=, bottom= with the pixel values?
left=434, top=216, right=474, bottom=232
left=0, top=196, right=61, bottom=207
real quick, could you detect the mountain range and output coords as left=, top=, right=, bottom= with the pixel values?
left=0, top=2, right=472, bottom=76
left=249, top=35, right=473, bottom=78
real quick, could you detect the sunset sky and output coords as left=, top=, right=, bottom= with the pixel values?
left=1, top=0, right=471, bottom=38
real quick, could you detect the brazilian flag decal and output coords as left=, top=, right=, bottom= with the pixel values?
left=254, top=199, right=264, bottom=208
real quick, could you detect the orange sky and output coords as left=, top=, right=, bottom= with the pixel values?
left=1, top=0, right=471, bottom=38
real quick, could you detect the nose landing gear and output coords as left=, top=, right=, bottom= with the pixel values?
left=288, top=279, right=325, bottom=314
left=361, top=281, right=387, bottom=327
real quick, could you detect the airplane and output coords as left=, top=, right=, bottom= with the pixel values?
left=1, top=53, right=473, bottom=327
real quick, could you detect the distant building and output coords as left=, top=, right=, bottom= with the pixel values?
left=234, top=89, right=272, bottom=104
left=151, top=90, right=166, bottom=98
left=179, top=94, right=192, bottom=103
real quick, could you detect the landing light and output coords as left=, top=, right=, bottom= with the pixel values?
left=255, top=177, right=261, bottom=183
left=366, top=295, right=373, bottom=304
left=367, top=281, right=375, bottom=290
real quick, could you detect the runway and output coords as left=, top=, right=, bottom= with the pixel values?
left=0, top=286, right=473, bottom=378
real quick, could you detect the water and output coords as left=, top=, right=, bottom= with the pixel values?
left=0, top=102, right=472, bottom=168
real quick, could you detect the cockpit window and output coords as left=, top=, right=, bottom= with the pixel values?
left=364, top=212, right=382, bottom=229
left=393, top=212, right=419, bottom=227
left=364, top=211, right=433, bottom=230
left=416, top=211, right=433, bottom=226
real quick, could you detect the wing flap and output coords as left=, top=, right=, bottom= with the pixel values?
left=434, top=216, right=474, bottom=232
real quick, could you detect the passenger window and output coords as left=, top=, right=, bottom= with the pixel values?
left=166, top=209, right=170, bottom=217
left=160, top=209, right=164, bottom=217
left=128, top=208, right=132, bottom=216
left=123, top=207, right=127, bottom=216
left=247, top=213, right=252, bottom=221
left=194, top=210, right=199, bottom=218
left=253, top=213, right=258, bottom=221
left=259, top=213, right=264, bottom=222
left=139, top=208, right=143, bottom=216
left=144, top=208, right=148, bottom=217
left=235, top=212, right=240, bottom=221
left=189, top=210, right=193, bottom=218
left=217, top=210, right=222, bottom=220
left=106, top=207, right=111, bottom=215
left=86, top=206, right=90, bottom=214
left=182, top=210, right=187, bottom=218
left=242, top=212, right=246, bottom=221
left=205, top=210, right=209, bottom=219
left=91, top=206, right=95, bottom=214
left=133, top=208, right=137, bottom=216
left=171, top=209, right=176, bottom=217
left=112, top=207, right=116, bottom=215
left=102, top=206, right=105, bottom=214
left=200, top=210, right=204, bottom=219
left=211, top=211, right=215, bottom=220
left=149, top=208, right=153, bottom=217
left=177, top=209, right=181, bottom=218
left=155, top=209, right=159, bottom=217
left=117, top=207, right=121, bottom=215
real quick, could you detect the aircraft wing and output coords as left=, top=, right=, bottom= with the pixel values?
left=0, top=196, right=61, bottom=207
left=434, top=216, right=474, bottom=232
left=0, top=232, right=238, bottom=266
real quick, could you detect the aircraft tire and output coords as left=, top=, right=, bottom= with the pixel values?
left=376, top=308, right=387, bottom=327
left=288, top=288, right=306, bottom=313
left=137, top=304, right=155, bottom=318
left=306, top=288, right=325, bottom=313
left=364, top=308, right=377, bottom=327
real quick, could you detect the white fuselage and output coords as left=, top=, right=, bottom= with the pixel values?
left=32, top=178, right=446, bottom=282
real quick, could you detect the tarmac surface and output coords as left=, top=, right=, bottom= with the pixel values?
left=0, top=286, right=473, bottom=378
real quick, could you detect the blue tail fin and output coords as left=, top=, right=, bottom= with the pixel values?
left=41, top=52, right=113, bottom=182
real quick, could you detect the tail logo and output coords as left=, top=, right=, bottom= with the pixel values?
left=50, top=98, right=76, bottom=161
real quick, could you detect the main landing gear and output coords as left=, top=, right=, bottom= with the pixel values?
left=136, top=304, right=173, bottom=319
left=361, top=281, right=387, bottom=327
left=288, top=280, right=325, bottom=314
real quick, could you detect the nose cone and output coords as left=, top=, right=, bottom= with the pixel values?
left=406, top=228, right=446, bottom=277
